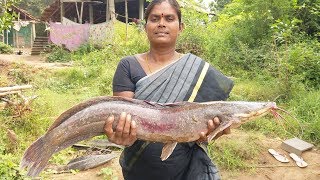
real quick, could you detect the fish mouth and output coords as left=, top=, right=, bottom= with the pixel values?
left=234, top=102, right=277, bottom=122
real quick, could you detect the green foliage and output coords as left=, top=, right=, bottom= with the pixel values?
left=0, top=0, right=20, bottom=32
left=99, top=167, right=118, bottom=180
left=0, top=154, right=26, bottom=180
left=17, top=0, right=54, bottom=17
left=0, top=42, right=13, bottom=54
left=46, top=45, right=72, bottom=63
left=177, top=2, right=208, bottom=56
left=286, top=40, right=320, bottom=89
left=287, top=90, right=320, bottom=144
left=293, top=0, right=320, bottom=38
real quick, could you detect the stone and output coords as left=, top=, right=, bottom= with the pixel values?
left=281, top=137, right=314, bottom=156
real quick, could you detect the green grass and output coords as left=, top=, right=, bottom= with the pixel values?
left=209, top=131, right=263, bottom=170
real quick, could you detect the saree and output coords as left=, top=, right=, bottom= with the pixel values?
left=119, top=53, right=234, bottom=180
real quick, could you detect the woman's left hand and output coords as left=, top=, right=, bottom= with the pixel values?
left=198, top=117, right=231, bottom=142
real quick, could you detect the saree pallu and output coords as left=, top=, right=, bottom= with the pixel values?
left=120, top=53, right=234, bottom=180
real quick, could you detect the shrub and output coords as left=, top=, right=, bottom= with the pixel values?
left=0, top=42, right=13, bottom=54
left=0, top=154, right=26, bottom=179
left=46, top=45, right=72, bottom=62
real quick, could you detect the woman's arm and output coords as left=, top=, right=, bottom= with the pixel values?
left=113, top=91, right=134, bottom=98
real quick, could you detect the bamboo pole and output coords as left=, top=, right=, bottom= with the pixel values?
left=0, top=85, right=32, bottom=92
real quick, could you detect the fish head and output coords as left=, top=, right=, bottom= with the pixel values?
left=231, top=101, right=277, bottom=126
left=202, top=101, right=277, bottom=127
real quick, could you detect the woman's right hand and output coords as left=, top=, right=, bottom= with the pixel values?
left=104, top=112, right=137, bottom=146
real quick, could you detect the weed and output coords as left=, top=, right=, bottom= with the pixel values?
left=0, top=154, right=27, bottom=180
left=99, top=167, right=118, bottom=180
left=46, top=45, right=72, bottom=63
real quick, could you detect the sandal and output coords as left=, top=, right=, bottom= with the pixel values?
left=268, top=149, right=290, bottom=163
left=289, top=153, right=308, bottom=168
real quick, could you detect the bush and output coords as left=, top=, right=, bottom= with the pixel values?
left=0, top=42, right=13, bottom=54
left=0, top=154, right=26, bottom=179
left=286, top=41, right=320, bottom=89
left=46, top=45, right=72, bottom=62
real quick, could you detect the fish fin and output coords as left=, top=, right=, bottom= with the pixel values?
left=20, top=136, right=53, bottom=177
left=163, top=101, right=197, bottom=107
left=161, top=142, right=177, bottom=161
left=143, top=100, right=164, bottom=107
left=207, top=121, right=233, bottom=142
left=48, top=96, right=136, bottom=131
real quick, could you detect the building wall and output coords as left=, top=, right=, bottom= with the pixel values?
left=3, top=23, right=34, bottom=48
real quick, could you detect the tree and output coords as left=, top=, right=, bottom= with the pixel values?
left=0, top=0, right=20, bottom=32
left=17, top=0, right=55, bottom=17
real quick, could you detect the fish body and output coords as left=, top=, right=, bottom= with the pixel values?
left=20, top=96, right=276, bottom=177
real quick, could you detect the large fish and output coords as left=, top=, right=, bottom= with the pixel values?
left=20, top=96, right=278, bottom=177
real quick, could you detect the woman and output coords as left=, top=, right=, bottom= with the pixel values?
left=104, top=0, right=233, bottom=179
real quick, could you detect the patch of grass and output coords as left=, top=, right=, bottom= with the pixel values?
left=287, top=90, right=320, bottom=145
left=209, top=131, right=263, bottom=171
left=99, top=167, right=118, bottom=180
left=229, top=78, right=283, bottom=101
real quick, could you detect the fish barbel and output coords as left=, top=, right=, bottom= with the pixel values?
left=20, top=96, right=277, bottom=177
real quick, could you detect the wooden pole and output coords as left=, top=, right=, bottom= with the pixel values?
left=80, top=2, right=84, bottom=24
left=60, top=0, right=64, bottom=23
left=109, top=0, right=115, bottom=22
left=89, top=4, right=93, bottom=24
left=139, top=0, right=144, bottom=20
left=75, top=2, right=80, bottom=23
left=6, top=30, right=9, bottom=44
left=125, top=0, right=128, bottom=42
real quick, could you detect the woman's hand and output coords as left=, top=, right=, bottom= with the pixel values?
left=104, top=112, right=137, bottom=146
left=198, top=117, right=231, bottom=142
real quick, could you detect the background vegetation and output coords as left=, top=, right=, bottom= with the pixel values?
left=0, top=0, right=319, bottom=178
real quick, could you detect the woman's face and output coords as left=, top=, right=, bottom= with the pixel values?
left=145, top=1, right=182, bottom=47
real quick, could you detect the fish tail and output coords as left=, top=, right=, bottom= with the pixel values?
left=20, top=136, right=53, bottom=177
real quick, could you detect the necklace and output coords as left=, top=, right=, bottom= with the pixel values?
left=145, top=52, right=182, bottom=74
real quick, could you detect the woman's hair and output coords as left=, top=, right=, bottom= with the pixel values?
left=144, top=0, right=182, bottom=24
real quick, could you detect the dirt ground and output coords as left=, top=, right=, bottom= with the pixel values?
left=0, top=48, right=71, bottom=69
left=1, top=53, right=319, bottom=180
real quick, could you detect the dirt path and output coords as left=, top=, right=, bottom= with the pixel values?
left=0, top=50, right=71, bottom=69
